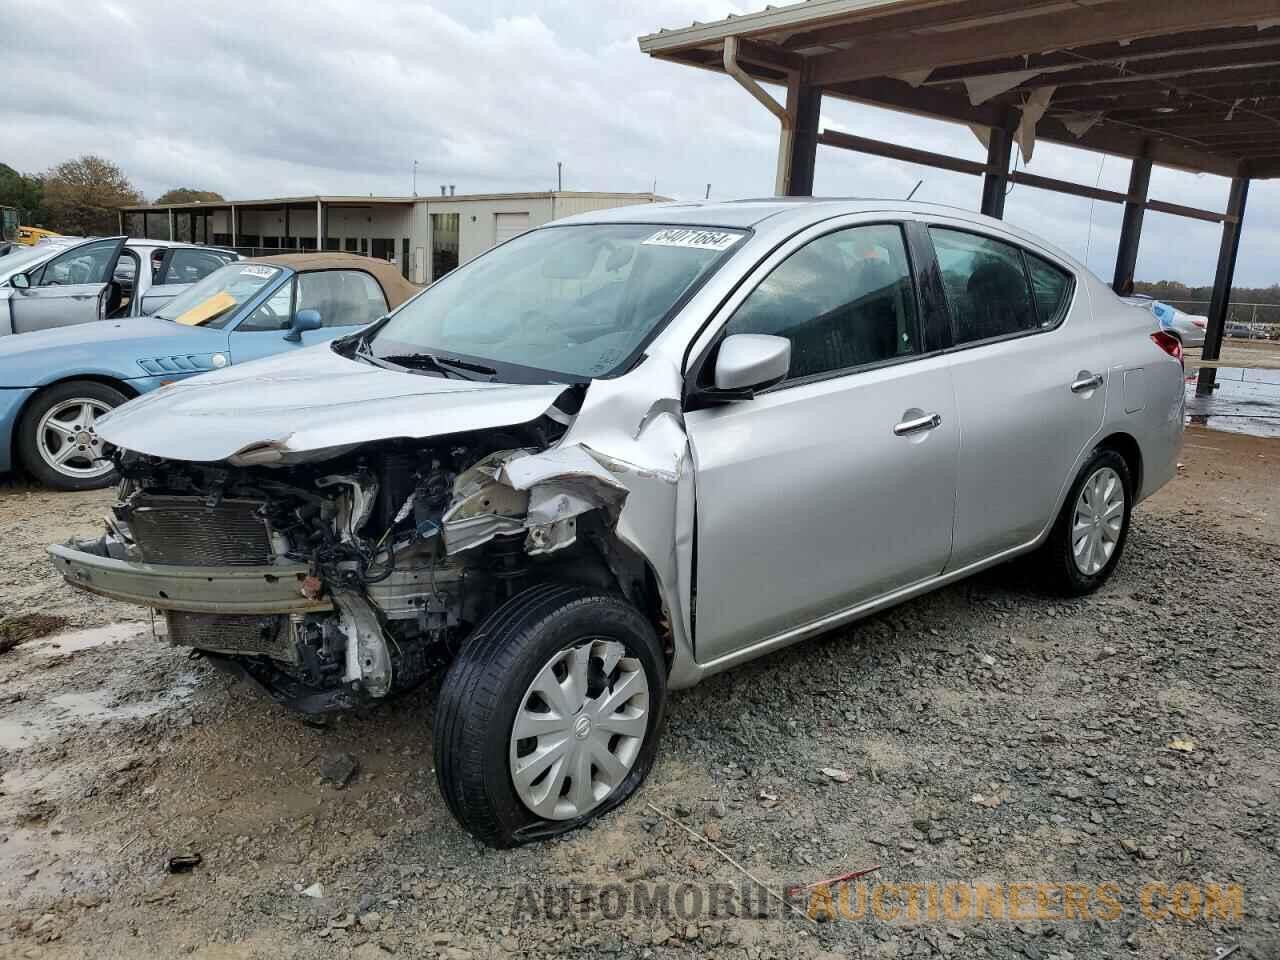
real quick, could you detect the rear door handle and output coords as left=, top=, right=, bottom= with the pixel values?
left=1071, top=372, right=1103, bottom=393
left=894, top=412, right=942, bottom=436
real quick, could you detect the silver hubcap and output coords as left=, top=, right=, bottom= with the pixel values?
left=509, top=639, right=649, bottom=821
left=36, top=398, right=114, bottom=480
left=1072, top=466, right=1125, bottom=575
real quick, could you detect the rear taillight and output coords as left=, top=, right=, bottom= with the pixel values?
left=1152, top=330, right=1183, bottom=368
left=1192, top=318, right=1207, bottom=329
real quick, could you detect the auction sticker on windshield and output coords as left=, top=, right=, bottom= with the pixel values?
left=240, top=265, right=277, bottom=278
left=642, top=228, right=741, bottom=251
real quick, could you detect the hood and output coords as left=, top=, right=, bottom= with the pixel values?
left=0, top=317, right=204, bottom=356
left=96, top=343, right=572, bottom=464
left=0, top=318, right=228, bottom=388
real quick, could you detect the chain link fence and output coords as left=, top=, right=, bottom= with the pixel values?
left=1158, top=300, right=1280, bottom=341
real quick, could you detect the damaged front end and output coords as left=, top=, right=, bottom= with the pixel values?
left=50, top=372, right=690, bottom=712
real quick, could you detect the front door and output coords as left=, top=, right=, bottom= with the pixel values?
left=684, top=221, right=959, bottom=663
left=10, top=238, right=126, bottom=334
left=924, top=223, right=1107, bottom=567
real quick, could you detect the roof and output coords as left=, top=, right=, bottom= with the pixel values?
left=639, top=0, right=1280, bottom=179
left=555, top=197, right=1083, bottom=262
left=555, top=199, right=814, bottom=228
left=248, top=253, right=421, bottom=307
left=120, top=191, right=667, bottom=213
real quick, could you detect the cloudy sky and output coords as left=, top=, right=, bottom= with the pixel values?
left=4, top=0, right=1276, bottom=288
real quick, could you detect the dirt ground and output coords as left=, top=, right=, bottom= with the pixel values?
left=1, top=424, right=1278, bottom=960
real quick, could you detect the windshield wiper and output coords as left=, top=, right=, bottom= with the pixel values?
left=378, top=352, right=497, bottom=381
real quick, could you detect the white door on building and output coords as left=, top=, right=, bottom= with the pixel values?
left=494, top=212, right=530, bottom=245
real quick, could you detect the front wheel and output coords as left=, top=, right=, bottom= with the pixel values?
left=1039, top=448, right=1133, bottom=595
left=434, top=584, right=667, bottom=847
left=16, top=380, right=126, bottom=491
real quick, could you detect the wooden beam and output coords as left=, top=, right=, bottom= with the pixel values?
left=1009, top=170, right=1132, bottom=205
left=1197, top=175, right=1250, bottom=396
left=818, top=129, right=992, bottom=176
left=924, top=29, right=1280, bottom=85
left=734, top=37, right=803, bottom=74
left=825, top=75, right=1242, bottom=176
left=807, top=0, right=1280, bottom=86
left=1001, top=52, right=1280, bottom=96
left=782, top=0, right=1071, bottom=51
left=1144, top=198, right=1233, bottom=223
left=1052, top=66, right=1280, bottom=102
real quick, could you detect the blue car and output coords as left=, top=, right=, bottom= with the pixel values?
left=0, top=253, right=420, bottom=490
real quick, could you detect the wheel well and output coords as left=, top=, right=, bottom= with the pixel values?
left=525, top=516, right=674, bottom=668
left=10, top=376, right=138, bottom=472
left=1098, top=432, right=1143, bottom=498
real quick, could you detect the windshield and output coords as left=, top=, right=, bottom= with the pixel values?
left=0, top=243, right=60, bottom=279
left=154, top=262, right=283, bottom=328
left=369, top=223, right=745, bottom=380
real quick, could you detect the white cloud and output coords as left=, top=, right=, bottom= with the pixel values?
left=1, top=0, right=1275, bottom=286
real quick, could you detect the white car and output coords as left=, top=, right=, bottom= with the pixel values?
left=1, top=237, right=238, bottom=335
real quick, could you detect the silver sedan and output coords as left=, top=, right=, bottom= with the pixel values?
left=53, top=199, right=1184, bottom=846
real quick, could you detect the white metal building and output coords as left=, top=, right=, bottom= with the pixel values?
left=120, top=191, right=666, bottom=285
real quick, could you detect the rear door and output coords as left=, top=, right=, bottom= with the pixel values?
left=143, top=248, right=237, bottom=315
left=227, top=269, right=388, bottom=364
left=10, top=238, right=126, bottom=334
left=926, top=221, right=1106, bottom=567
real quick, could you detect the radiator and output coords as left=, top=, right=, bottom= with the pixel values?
left=129, top=496, right=273, bottom=567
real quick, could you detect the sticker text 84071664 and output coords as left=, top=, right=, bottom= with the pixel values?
left=641, top=229, right=741, bottom=252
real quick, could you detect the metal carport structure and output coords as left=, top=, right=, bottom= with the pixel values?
left=639, top=0, right=1280, bottom=397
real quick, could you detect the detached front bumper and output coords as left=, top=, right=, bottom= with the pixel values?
left=48, top=540, right=333, bottom=615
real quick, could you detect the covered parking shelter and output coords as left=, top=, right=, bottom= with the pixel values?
left=639, top=0, right=1280, bottom=397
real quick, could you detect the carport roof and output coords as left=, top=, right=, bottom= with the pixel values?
left=639, top=0, right=1280, bottom=179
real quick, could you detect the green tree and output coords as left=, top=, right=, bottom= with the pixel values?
left=0, top=162, right=46, bottom=225
left=154, top=187, right=225, bottom=204
left=41, top=155, right=143, bottom=235
left=155, top=188, right=226, bottom=241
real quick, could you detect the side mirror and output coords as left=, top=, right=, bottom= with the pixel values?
left=283, top=308, right=322, bottom=342
left=10, top=273, right=29, bottom=290
left=712, top=334, right=791, bottom=395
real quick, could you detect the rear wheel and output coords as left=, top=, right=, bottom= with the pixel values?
left=434, top=584, right=666, bottom=847
left=17, top=380, right=125, bottom=491
left=1040, top=448, right=1132, bottom=595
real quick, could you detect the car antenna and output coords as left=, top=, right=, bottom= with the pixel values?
left=905, top=180, right=924, bottom=201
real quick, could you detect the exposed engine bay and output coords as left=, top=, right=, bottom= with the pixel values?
left=64, top=406, right=661, bottom=713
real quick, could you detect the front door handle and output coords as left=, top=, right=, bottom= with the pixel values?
left=1071, top=372, right=1104, bottom=393
left=894, top=411, right=942, bottom=436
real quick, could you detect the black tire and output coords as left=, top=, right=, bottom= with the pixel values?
left=16, top=380, right=126, bottom=491
left=434, top=583, right=667, bottom=848
left=1040, top=447, right=1133, bottom=596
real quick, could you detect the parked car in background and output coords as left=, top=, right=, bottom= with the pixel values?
left=0, top=253, right=418, bottom=489
left=1224, top=320, right=1256, bottom=339
left=48, top=200, right=1185, bottom=847
left=1, top=237, right=239, bottom=335
left=17, top=226, right=61, bottom=246
left=1122, top=296, right=1206, bottom=348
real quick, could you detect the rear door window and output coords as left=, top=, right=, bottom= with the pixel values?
left=161, top=249, right=234, bottom=285
left=1025, top=253, right=1073, bottom=326
left=929, top=228, right=1041, bottom=345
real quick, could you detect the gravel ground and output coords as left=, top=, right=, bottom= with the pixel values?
left=0, top=425, right=1277, bottom=960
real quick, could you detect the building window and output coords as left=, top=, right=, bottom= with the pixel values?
left=344, top=237, right=359, bottom=252
left=431, top=213, right=460, bottom=280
